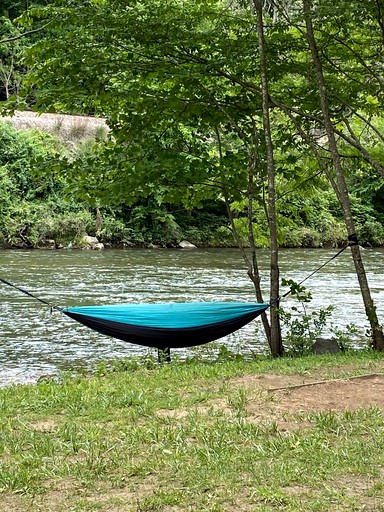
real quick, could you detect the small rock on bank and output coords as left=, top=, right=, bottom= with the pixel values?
left=178, top=240, right=197, bottom=249
left=82, top=235, right=105, bottom=250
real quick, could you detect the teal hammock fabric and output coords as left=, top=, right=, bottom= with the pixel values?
left=0, top=275, right=270, bottom=355
left=64, top=302, right=268, bottom=328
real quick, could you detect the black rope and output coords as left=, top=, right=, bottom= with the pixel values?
left=271, top=233, right=359, bottom=305
left=0, top=276, right=62, bottom=312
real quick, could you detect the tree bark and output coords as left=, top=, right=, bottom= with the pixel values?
left=254, top=0, right=284, bottom=357
left=303, top=0, right=384, bottom=351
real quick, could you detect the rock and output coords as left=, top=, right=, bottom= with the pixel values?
left=312, top=337, right=340, bottom=355
left=38, top=239, right=56, bottom=249
left=83, top=235, right=99, bottom=246
left=117, top=241, right=134, bottom=248
left=82, top=234, right=104, bottom=249
left=179, top=240, right=197, bottom=249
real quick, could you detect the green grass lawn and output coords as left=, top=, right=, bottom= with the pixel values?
left=1, top=351, right=384, bottom=511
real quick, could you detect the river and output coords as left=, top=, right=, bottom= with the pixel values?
left=0, top=247, right=383, bottom=386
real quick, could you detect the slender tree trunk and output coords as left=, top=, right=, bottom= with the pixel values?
left=245, top=128, right=272, bottom=343
left=303, top=0, right=384, bottom=350
left=254, top=0, right=283, bottom=357
left=215, top=126, right=272, bottom=345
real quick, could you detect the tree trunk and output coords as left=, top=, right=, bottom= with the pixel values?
left=254, top=0, right=284, bottom=357
left=245, top=129, right=272, bottom=344
left=215, top=125, right=272, bottom=346
left=303, top=0, right=384, bottom=351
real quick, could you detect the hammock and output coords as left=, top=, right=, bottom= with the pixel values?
left=63, top=301, right=269, bottom=350
left=0, top=275, right=268, bottom=360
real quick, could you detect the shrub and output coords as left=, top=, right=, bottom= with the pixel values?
left=279, top=279, right=334, bottom=356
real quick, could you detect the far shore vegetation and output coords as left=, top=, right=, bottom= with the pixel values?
left=0, top=117, right=383, bottom=251
left=1, top=350, right=384, bottom=511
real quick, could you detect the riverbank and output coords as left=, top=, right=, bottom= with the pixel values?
left=0, top=205, right=382, bottom=251
left=1, top=351, right=384, bottom=511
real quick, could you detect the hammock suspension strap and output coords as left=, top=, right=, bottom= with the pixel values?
left=0, top=276, right=62, bottom=312
left=273, top=233, right=359, bottom=304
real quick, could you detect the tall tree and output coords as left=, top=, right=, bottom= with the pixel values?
left=253, top=0, right=283, bottom=356
left=302, top=0, right=384, bottom=350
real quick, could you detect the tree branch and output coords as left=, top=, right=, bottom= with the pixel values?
left=0, top=22, right=52, bottom=44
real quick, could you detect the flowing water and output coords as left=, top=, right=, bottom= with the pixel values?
left=0, top=247, right=383, bottom=386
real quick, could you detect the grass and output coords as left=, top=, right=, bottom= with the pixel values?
left=1, top=350, right=384, bottom=511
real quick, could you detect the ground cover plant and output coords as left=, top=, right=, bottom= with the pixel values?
left=0, top=351, right=384, bottom=511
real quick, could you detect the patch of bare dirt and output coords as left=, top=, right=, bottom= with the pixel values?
left=157, top=399, right=232, bottom=420
left=13, top=475, right=159, bottom=512
left=232, top=374, right=384, bottom=432
left=72, top=475, right=158, bottom=511
left=156, top=409, right=190, bottom=420
left=156, top=374, right=384, bottom=432
left=30, top=419, right=57, bottom=433
left=0, top=496, right=27, bottom=512
left=231, top=373, right=320, bottom=391
left=327, top=475, right=384, bottom=512
left=268, top=375, right=384, bottom=415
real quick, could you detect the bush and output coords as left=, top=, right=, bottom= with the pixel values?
left=356, top=218, right=384, bottom=246
left=127, top=203, right=181, bottom=245
left=0, top=201, right=95, bottom=247
left=98, top=214, right=133, bottom=244
left=279, top=279, right=334, bottom=356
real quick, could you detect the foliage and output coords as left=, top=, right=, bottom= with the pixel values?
left=176, top=204, right=234, bottom=246
left=0, top=197, right=101, bottom=247
left=0, top=16, right=24, bottom=100
left=279, top=279, right=335, bottom=356
left=6, top=0, right=381, bottom=244
left=0, top=121, right=60, bottom=195
left=0, top=114, right=382, bottom=249
left=127, top=201, right=181, bottom=246
left=0, top=121, right=112, bottom=246
left=279, top=278, right=365, bottom=355
left=330, top=323, right=361, bottom=352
